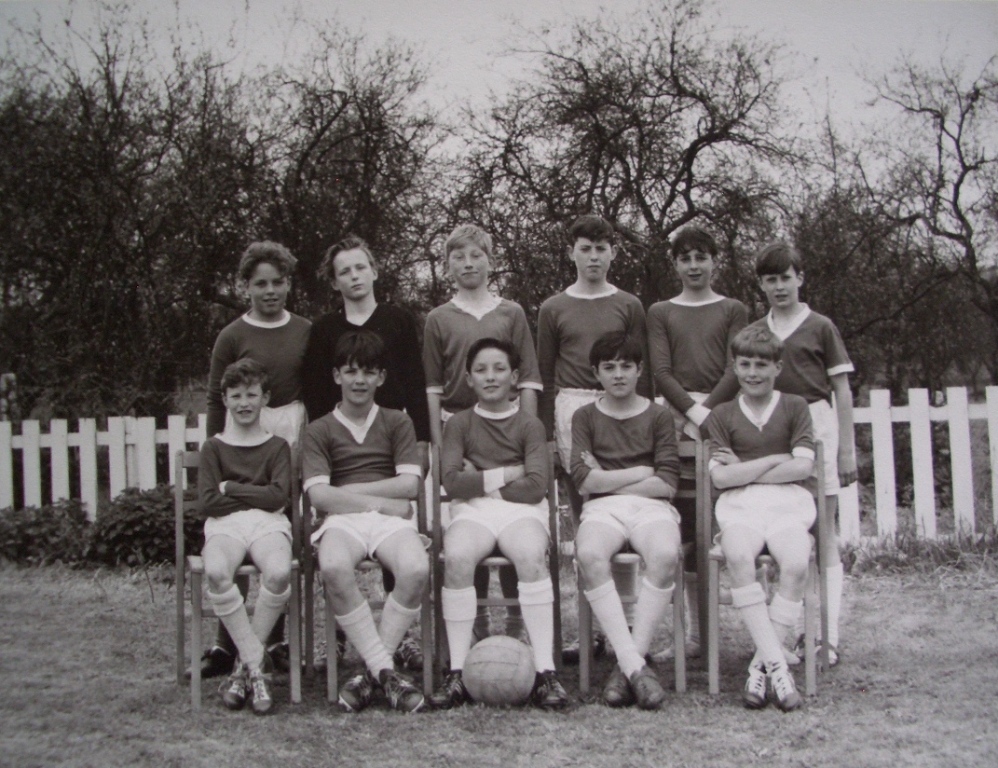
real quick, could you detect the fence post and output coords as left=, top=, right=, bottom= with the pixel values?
left=79, top=418, right=98, bottom=521
left=946, top=387, right=975, bottom=535
left=908, top=389, right=937, bottom=539
left=870, top=390, right=897, bottom=537
left=988, top=386, right=998, bottom=528
left=50, top=419, right=70, bottom=503
left=21, top=420, right=42, bottom=508
left=107, top=417, right=126, bottom=499
left=0, top=421, right=12, bottom=509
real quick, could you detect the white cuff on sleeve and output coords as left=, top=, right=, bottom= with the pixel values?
left=685, top=403, right=711, bottom=426
left=483, top=467, right=506, bottom=494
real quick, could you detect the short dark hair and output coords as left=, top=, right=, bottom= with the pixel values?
left=730, top=326, right=783, bottom=362
left=465, top=337, right=520, bottom=374
left=589, top=331, right=643, bottom=368
left=445, top=224, right=493, bottom=258
left=671, top=225, right=718, bottom=259
left=221, top=358, right=270, bottom=393
left=568, top=214, right=616, bottom=246
left=755, top=241, right=803, bottom=277
left=318, top=235, right=377, bottom=283
left=333, top=330, right=386, bottom=370
left=237, top=241, right=297, bottom=282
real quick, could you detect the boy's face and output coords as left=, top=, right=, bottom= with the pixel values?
left=332, top=248, right=377, bottom=301
left=758, top=267, right=803, bottom=310
left=466, top=347, right=519, bottom=407
left=222, top=382, right=270, bottom=426
left=734, top=355, right=782, bottom=399
left=593, top=357, right=641, bottom=400
left=570, top=237, right=616, bottom=284
left=246, top=262, right=290, bottom=319
left=334, top=361, right=386, bottom=408
left=674, top=249, right=714, bottom=290
left=448, top=242, right=490, bottom=290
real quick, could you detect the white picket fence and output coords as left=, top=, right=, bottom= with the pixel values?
left=1, top=387, right=997, bottom=542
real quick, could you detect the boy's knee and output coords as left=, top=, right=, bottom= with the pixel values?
left=319, top=556, right=355, bottom=590
left=261, top=562, right=292, bottom=593
left=204, top=563, right=234, bottom=593
left=394, top=550, right=429, bottom=589
left=444, top=546, right=479, bottom=581
left=576, top=544, right=609, bottom=581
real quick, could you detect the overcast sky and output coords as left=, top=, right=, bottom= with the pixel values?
left=2, top=0, right=996, bottom=134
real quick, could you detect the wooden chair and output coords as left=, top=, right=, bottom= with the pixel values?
left=706, top=441, right=832, bottom=696
left=174, top=450, right=302, bottom=710
left=576, top=437, right=708, bottom=695
left=430, top=441, right=563, bottom=677
left=302, top=444, right=433, bottom=702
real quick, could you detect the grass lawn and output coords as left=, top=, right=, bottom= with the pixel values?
left=2, top=563, right=998, bottom=768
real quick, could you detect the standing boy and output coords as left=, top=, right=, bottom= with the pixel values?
left=647, top=225, right=748, bottom=660
left=423, top=224, right=542, bottom=638
left=706, top=325, right=816, bottom=711
left=749, top=242, right=856, bottom=666
left=199, top=358, right=292, bottom=715
left=303, top=331, right=429, bottom=713
left=200, top=241, right=310, bottom=678
left=537, top=214, right=649, bottom=656
left=431, top=338, right=568, bottom=710
left=302, top=236, right=430, bottom=441
left=572, top=332, right=681, bottom=709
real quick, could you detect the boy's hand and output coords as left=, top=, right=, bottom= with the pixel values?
left=838, top=447, right=857, bottom=486
left=711, top=447, right=740, bottom=466
left=461, top=458, right=477, bottom=472
left=379, top=498, right=414, bottom=519
left=580, top=451, right=602, bottom=470
left=503, top=464, right=525, bottom=483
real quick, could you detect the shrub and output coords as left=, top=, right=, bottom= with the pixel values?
left=90, top=485, right=201, bottom=566
left=0, top=499, right=91, bottom=565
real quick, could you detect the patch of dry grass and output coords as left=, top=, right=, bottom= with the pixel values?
left=2, top=563, right=998, bottom=768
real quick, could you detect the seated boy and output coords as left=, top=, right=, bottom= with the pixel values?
left=705, top=325, right=816, bottom=712
left=199, top=358, right=293, bottom=715
left=431, top=338, right=568, bottom=710
left=303, top=331, right=428, bottom=713
left=572, top=332, right=681, bottom=710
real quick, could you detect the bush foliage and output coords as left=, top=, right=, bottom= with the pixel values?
left=0, top=499, right=91, bottom=565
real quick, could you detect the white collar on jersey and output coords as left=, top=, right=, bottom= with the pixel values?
left=669, top=294, right=726, bottom=307
left=738, top=391, right=781, bottom=430
left=765, top=304, right=811, bottom=340
left=451, top=293, right=502, bottom=320
left=242, top=310, right=291, bottom=328
left=333, top=402, right=380, bottom=443
left=595, top=395, right=650, bottom=420
left=565, top=284, right=617, bottom=300
left=214, top=430, right=274, bottom=447
left=473, top=402, right=520, bottom=420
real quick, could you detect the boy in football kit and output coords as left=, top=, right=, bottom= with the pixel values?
left=199, top=358, right=293, bottom=715
left=430, top=338, right=568, bottom=710
left=705, top=325, right=816, bottom=711
left=303, top=331, right=428, bottom=713
left=572, top=332, right=681, bottom=709
left=200, top=241, right=310, bottom=679
left=647, top=225, right=749, bottom=660
left=749, top=242, right=856, bottom=666
left=423, top=224, right=543, bottom=639
left=537, top=214, right=650, bottom=658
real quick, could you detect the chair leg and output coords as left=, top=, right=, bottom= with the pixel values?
left=289, top=563, right=302, bottom=704
left=304, top=563, right=314, bottom=678
left=191, top=573, right=203, bottom=711
left=551, top=545, right=563, bottom=675
left=176, top=571, right=186, bottom=686
left=578, top=588, right=593, bottom=695
left=324, top=588, right=338, bottom=704
left=673, top=563, right=686, bottom=693
left=804, top=561, right=819, bottom=696
left=707, top=559, right=720, bottom=695
left=421, top=589, right=433, bottom=696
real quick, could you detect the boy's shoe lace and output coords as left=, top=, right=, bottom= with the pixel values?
left=393, top=636, right=424, bottom=672
left=429, top=670, right=470, bottom=709
left=338, top=671, right=377, bottom=713
left=602, top=665, right=635, bottom=708
left=742, top=661, right=768, bottom=709
left=379, top=669, right=425, bottom=713
left=628, top=664, right=666, bottom=710
left=249, top=669, right=273, bottom=715
left=531, top=670, right=569, bottom=710
left=219, top=661, right=248, bottom=710
left=767, top=661, right=803, bottom=711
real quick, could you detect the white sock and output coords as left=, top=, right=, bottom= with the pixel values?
left=769, top=593, right=802, bottom=648
left=251, top=585, right=290, bottom=645
left=379, top=593, right=421, bottom=656
left=685, top=573, right=700, bottom=644
left=826, top=563, right=843, bottom=647
left=518, top=579, right=555, bottom=672
left=210, top=585, right=264, bottom=670
left=631, top=578, right=674, bottom=657
left=611, top=559, right=639, bottom=626
left=584, top=580, right=644, bottom=677
left=337, top=601, right=393, bottom=676
left=731, top=582, right=783, bottom=668
left=442, top=586, right=478, bottom=671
